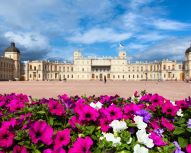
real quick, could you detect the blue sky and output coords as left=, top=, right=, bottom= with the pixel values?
left=0, top=0, right=191, bottom=62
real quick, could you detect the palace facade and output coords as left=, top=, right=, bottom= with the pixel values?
left=1, top=42, right=191, bottom=81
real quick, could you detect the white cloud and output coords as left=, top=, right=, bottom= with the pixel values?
left=153, top=19, right=191, bottom=30
left=4, top=31, right=50, bottom=51
left=137, top=32, right=168, bottom=42
left=130, top=0, right=153, bottom=9
left=133, top=37, right=191, bottom=61
left=68, top=28, right=132, bottom=44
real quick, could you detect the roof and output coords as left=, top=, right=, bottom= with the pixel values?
left=185, top=46, right=191, bottom=54
left=4, top=42, right=20, bottom=54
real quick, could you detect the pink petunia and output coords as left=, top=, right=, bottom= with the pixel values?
left=186, top=144, right=191, bottom=153
left=150, top=94, right=164, bottom=107
left=0, top=127, right=15, bottom=148
left=6, top=99, right=25, bottom=112
left=149, top=132, right=167, bottom=146
left=99, top=118, right=111, bottom=132
left=161, top=117, right=175, bottom=131
left=76, top=103, right=99, bottom=122
left=176, top=100, right=189, bottom=109
left=123, top=103, right=143, bottom=119
left=104, top=104, right=123, bottom=121
left=13, top=145, right=28, bottom=153
left=43, top=148, right=66, bottom=153
left=48, top=99, right=65, bottom=116
left=29, top=120, right=53, bottom=145
left=1, top=118, right=16, bottom=130
left=68, top=136, right=93, bottom=153
left=69, top=116, right=82, bottom=128
left=54, top=129, right=70, bottom=150
left=162, top=101, right=178, bottom=116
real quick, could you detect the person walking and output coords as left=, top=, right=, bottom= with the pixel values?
left=104, top=76, right=107, bottom=83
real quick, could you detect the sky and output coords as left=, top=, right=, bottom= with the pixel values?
left=0, top=0, right=191, bottom=62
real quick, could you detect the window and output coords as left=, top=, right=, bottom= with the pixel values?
left=82, top=68, right=84, bottom=72
left=179, top=65, right=181, bottom=69
left=141, top=67, right=143, bottom=71
left=39, top=74, right=40, bottom=78
left=34, top=66, right=36, bottom=70
left=71, top=67, right=73, bottom=71
left=129, top=75, right=130, bottom=78
left=164, top=74, right=166, bottom=78
left=163, top=65, right=166, bottom=70
left=30, top=65, right=32, bottom=70
left=172, top=65, right=175, bottom=70
left=30, top=74, right=32, bottom=78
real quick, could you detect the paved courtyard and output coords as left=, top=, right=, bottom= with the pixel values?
left=0, top=80, right=190, bottom=100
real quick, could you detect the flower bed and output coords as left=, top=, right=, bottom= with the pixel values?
left=0, top=91, right=191, bottom=153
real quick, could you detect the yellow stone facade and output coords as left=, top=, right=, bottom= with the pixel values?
left=0, top=56, right=14, bottom=81
left=25, top=50, right=187, bottom=81
left=0, top=43, right=191, bottom=81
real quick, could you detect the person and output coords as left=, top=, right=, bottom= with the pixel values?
left=104, top=76, right=107, bottom=83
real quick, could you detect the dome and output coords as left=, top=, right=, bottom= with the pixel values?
left=4, top=42, right=20, bottom=54
left=185, top=46, right=191, bottom=54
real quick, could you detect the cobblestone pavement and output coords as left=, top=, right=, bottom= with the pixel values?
left=0, top=80, right=190, bottom=100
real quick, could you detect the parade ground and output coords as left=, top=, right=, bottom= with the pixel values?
left=0, top=80, right=190, bottom=100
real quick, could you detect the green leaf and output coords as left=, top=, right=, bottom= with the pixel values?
left=178, top=137, right=188, bottom=148
left=37, top=111, right=46, bottom=114
left=173, top=127, right=185, bottom=135
left=34, top=149, right=41, bottom=153
left=48, top=117, right=54, bottom=126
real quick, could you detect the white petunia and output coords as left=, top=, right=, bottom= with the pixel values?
left=134, top=116, right=147, bottom=130
left=102, top=132, right=121, bottom=146
left=90, top=101, right=103, bottom=110
left=127, top=137, right=132, bottom=144
left=177, top=109, right=183, bottom=117
left=134, top=144, right=148, bottom=153
left=136, top=129, right=154, bottom=148
left=170, top=101, right=176, bottom=106
left=109, top=120, right=127, bottom=132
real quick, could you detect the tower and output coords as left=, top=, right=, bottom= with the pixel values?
left=4, top=42, right=21, bottom=80
left=185, top=45, right=191, bottom=80
left=119, top=51, right=126, bottom=59
left=73, top=50, right=81, bottom=60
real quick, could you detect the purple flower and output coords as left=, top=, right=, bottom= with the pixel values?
left=188, top=119, right=191, bottom=128
left=153, top=129, right=164, bottom=138
left=135, top=110, right=151, bottom=123
left=173, top=141, right=185, bottom=153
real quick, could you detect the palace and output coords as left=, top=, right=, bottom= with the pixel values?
left=0, top=42, right=191, bottom=81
